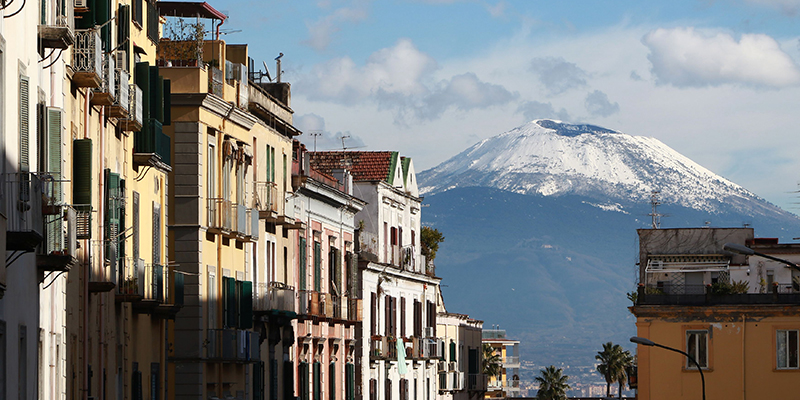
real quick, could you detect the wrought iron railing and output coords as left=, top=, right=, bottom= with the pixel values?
left=73, top=29, right=102, bottom=74
left=254, top=181, right=278, bottom=213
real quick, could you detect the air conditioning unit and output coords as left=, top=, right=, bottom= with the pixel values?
left=75, top=0, right=88, bottom=8
left=115, top=50, right=128, bottom=72
left=424, top=327, right=435, bottom=338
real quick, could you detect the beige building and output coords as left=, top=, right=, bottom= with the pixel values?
left=482, top=329, right=520, bottom=399
left=437, top=296, right=487, bottom=400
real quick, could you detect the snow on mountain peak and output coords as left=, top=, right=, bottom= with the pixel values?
left=419, top=119, right=770, bottom=214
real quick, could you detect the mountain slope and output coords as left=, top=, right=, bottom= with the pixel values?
left=420, top=119, right=790, bottom=218
left=418, top=119, right=800, bottom=376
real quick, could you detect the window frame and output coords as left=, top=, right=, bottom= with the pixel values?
left=776, top=328, right=800, bottom=371
left=685, top=328, right=709, bottom=370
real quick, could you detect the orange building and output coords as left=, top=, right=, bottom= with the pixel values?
left=632, top=228, right=800, bottom=400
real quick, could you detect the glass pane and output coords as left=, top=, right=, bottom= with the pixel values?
left=698, top=332, right=707, bottom=368
left=790, top=331, right=799, bottom=369
left=687, top=332, right=697, bottom=367
left=778, top=330, right=788, bottom=368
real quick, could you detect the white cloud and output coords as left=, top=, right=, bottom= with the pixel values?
left=642, top=27, right=800, bottom=88
left=486, top=1, right=507, bottom=17
left=516, top=101, right=571, bottom=122
left=304, top=1, right=370, bottom=51
left=529, top=57, right=589, bottom=95
left=744, top=0, right=800, bottom=15
left=295, top=113, right=366, bottom=151
left=297, top=39, right=516, bottom=122
left=584, top=90, right=620, bottom=117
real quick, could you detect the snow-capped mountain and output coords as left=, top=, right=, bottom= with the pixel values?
left=420, top=119, right=780, bottom=215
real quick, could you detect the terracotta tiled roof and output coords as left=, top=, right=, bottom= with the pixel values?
left=309, top=151, right=397, bottom=182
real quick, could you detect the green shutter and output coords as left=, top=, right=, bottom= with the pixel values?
left=97, top=0, right=111, bottom=52
left=300, top=362, right=310, bottom=400
left=73, top=139, right=93, bottom=206
left=271, top=147, right=276, bottom=182
left=223, top=277, right=237, bottom=328
left=313, top=362, right=321, bottom=400
left=334, top=248, right=342, bottom=295
left=163, top=79, right=171, bottom=126
left=151, top=67, right=163, bottom=123
left=450, top=341, right=456, bottom=362
left=239, top=280, right=253, bottom=329
left=329, top=363, right=336, bottom=400
left=253, top=361, right=265, bottom=400
left=75, top=0, right=96, bottom=29
left=270, top=359, right=278, bottom=400
left=19, top=76, right=30, bottom=172
left=299, top=237, right=307, bottom=290
left=346, top=363, right=355, bottom=400
left=135, top=62, right=150, bottom=121
left=174, top=270, right=184, bottom=306
left=314, top=242, right=321, bottom=292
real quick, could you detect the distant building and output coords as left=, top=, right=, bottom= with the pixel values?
left=482, top=328, right=521, bottom=398
left=437, top=294, right=487, bottom=400
left=632, top=227, right=800, bottom=399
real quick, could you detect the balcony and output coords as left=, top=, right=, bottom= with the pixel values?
left=254, top=282, right=296, bottom=316
left=426, top=338, right=444, bottom=360
left=409, top=337, right=426, bottom=360
left=3, top=173, right=44, bottom=252
left=321, top=293, right=342, bottom=319
left=439, top=371, right=465, bottom=391
left=108, top=69, right=130, bottom=118
left=207, top=329, right=260, bottom=362
left=88, top=240, right=116, bottom=293
left=254, top=181, right=278, bottom=220
left=636, top=283, right=800, bottom=306
left=208, top=198, right=233, bottom=232
left=38, top=1, right=74, bottom=50
left=72, top=29, right=103, bottom=88
left=133, top=119, right=171, bottom=171
left=119, top=84, right=143, bottom=132
left=298, top=290, right=322, bottom=317
left=369, top=336, right=398, bottom=361
left=502, top=356, right=520, bottom=368
left=346, top=298, right=362, bottom=322
left=37, top=205, right=79, bottom=272
left=92, top=54, right=116, bottom=105
left=467, top=374, right=488, bottom=392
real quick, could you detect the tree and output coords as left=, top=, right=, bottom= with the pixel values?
left=534, top=365, right=570, bottom=400
left=482, top=343, right=502, bottom=378
left=595, top=342, right=633, bottom=399
left=420, top=226, right=444, bottom=261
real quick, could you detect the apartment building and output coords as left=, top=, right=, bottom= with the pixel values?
left=632, top=227, right=800, bottom=399
left=482, top=328, right=520, bottom=399
left=310, top=151, right=442, bottom=400
left=158, top=2, right=301, bottom=399
left=290, top=141, right=366, bottom=400
left=437, top=296, right=487, bottom=400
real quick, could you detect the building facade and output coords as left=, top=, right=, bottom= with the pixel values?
left=632, top=227, right=800, bottom=400
left=482, top=329, right=520, bottom=399
left=437, top=297, right=487, bottom=400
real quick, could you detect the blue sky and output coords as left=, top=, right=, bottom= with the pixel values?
left=210, top=0, right=800, bottom=212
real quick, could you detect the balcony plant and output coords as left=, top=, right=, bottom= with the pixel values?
left=158, top=18, right=204, bottom=66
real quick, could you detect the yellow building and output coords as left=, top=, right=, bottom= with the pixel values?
left=632, top=228, right=800, bottom=400
left=57, top=0, right=181, bottom=399
left=482, top=329, right=520, bottom=399
left=158, top=2, right=301, bottom=399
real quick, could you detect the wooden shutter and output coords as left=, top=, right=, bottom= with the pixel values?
left=346, top=363, right=355, bottom=400
left=299, top=237, right=307, bottom=290
left=369, top=379, right=376, bottom=400
left=152, top=202, right=161, bottom=263
left=385, top=379, right=392, bottom=400
left=313, top=362, right=321, bottom=400
left=135, top=62, right=151, bottom=121
left=384, top=296, right=390, bottom=335
left=329, top=362, right=335, bottom=400
left=72, top=139, right=93, bottom=206
left=239, top=280, right=253, bottom=329
left=300, top=362, right=310, bottom=400
left=133, top=191, right=140, bottom=261
left=314, top=241, right=321, bottom=292
left=19, top=75, right=29, bottom=173
left=370, top=292, right=377, bottom=337
left=449, top=341, right=456, bottom=363
left=400, top=298, right=406, bottom=337
left=391, top=297, right=397, bottom=336
left=334, top=248, right=342, bottom=295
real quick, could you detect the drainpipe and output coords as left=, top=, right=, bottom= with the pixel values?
left=83, top=90, right=90, bottom=400
left=99, top=103, right=106, bottom=400
left=742, top=314, right=746, bottom=400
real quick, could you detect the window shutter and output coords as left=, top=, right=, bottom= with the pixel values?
left=299, top=237, right=307, bottom=290
left=391, top=297, right=397, bottom=336
left=334, top=248, right=342, bottom=295
left=370, top=292, right=377, bottom=337
left=384, top=296, right=390, bottom=335
left=270, top=359, right=278, bottom=400
left=151, top=67, right=164, bottom=123
left=449, top=342, right=456, bottom=362
left=313, top=362, right=321, bottom=400
left=47, top=107, right=63, bottom=192
left=152, top=202, right=161, bottom=263
left=135, top=62, right=151, bottom=121
left=283, top=360, right=295, bottom=400
left=385, top=379, right=392, bottom=400
left=329, top=362, right=335, bottom=400
left=97, top=0, right=112, bottom=52
left=400, top=299, right=406, bottom=337
left=314, top=241, right=321, bottom=292
left=73, top=139, right=93, bottom=206
left=223, top=276, right=236, bottom=328
left=369, top=379, right=376, bottom=400
left=133, top=191, right=140, bottom=261
left=300, top=362, right=310, bottom=400
left=19, top=75, right=30, bottom=172
left=346, top=363, right=355, bottom=400
left=163, top=79, right=171, bottom=125
left=253, top=361, right=264, bottom=400
left=239, top=280, right=253, bottom=329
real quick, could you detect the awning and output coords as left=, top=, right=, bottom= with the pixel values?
left=157, top=1, right=227, bottom=20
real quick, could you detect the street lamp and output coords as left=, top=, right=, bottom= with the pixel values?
left=723, top=242, right=800, bottom=271
left=630, top=336, right=706, bottom=400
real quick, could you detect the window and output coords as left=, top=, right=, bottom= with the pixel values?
left=686, top=330, right=708, bottom=369
left=777, top=330, right=799, bottom=369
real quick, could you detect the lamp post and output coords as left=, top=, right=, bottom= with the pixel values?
left=723, top=242, right=800, bottom=272
left=630, top=336, right=706, bottom=400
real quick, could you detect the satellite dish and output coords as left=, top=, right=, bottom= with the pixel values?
left=263, top=61, right=272, bottom=82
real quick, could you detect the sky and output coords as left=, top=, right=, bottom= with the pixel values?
left=206, top=0, right=800, bottom=212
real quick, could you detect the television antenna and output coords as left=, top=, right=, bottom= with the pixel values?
left=310, top=131, right=323, bottom=152
left=648, top=190, right=665, bottom=229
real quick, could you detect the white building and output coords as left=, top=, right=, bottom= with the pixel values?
left=310, top=151, right=441, bottom=400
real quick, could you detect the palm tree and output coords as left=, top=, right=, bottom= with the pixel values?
left=596, top=342, right=624, bottom=398
left=482, top=343, right=502, bottom=378
left=615, top=349, right=635, bottom=399
left=534, top=365, right=570, bottom=400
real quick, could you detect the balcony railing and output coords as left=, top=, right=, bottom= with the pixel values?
left=370, top=336, right=398, bottom=361
left=346, top=298, right=362, bottom=322
left=502, top=356, right=520, bottom=366
left=439, top=371, right=465, bottom=391
left=38, top=0, right=74, bottom=49
left=636, top=283, right=800, bottom=306
left=487, top=379, right=520, bottom=391
left=208, top=198, right=233, bottom=231
left=254, top=282, right=296, bottom=314
left=72, top=29, right=102, bottom=88
left=298, top=290, right=322, bottom=316
left=119, top=84, right=143, bottom=131
left=108, top=69, right=130, bottom=118
left=254, top=181, right=278, bottom=217
left=322, top=293, right=342, bottom=319
left=134, top=118, right=171, bottom=168
left=207, top=329, right=260, bottom=362
left=92, top=53, right=116, bottom=105
left=467, top=374, right=488, bottom=392
left=426, top=338, right=444, bottom=359
left=3, top=173, right=44, bottom=251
